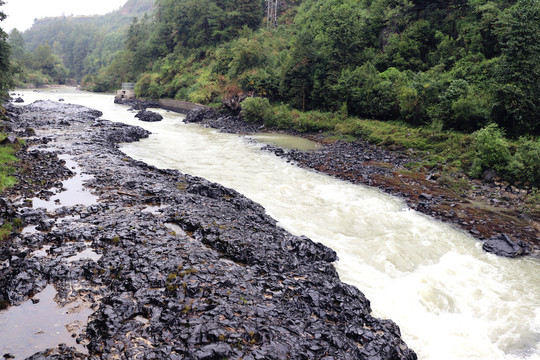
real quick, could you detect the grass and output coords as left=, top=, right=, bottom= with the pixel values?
left=343, top=118, right=476, bottom=173
left=0, top=133, right=18, bottom=192
left=0, top=222, right=13, bottom=242
left=0, top=218, right=23, bottom=243
left=252, top=103, right=478, bottom=176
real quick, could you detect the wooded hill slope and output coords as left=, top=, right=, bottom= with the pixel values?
left=5, top=0, right=540, bottom=188
left=8, top=0, right=154, bottom=85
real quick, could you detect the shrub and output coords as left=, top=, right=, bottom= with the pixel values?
left=470, top=124, right=511, bottom=178
left=241, top=97, right=273, bottom=123
left=507, top=137, right=540, bottom=186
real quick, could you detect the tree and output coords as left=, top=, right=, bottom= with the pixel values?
left=492, top=0, right=540, bottom=135
left=8, top=29, right=25, bottom=61
left=32, top=43, right=67, bottom=83
left=0, top=0, right=13, bottom=98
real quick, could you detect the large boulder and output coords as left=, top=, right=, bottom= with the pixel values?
left=482, top=233, right=530, bottom=257
left=0, top=134, right=19, bottom=145
left=135, top=110, right=163, bottom=122
left=184, top=107, right=220, bottom=123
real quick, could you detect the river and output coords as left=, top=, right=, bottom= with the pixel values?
left=13, top=88, right=540, bottom=360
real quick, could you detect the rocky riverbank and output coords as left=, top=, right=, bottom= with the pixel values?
left=0, top=100, right=416, bottom=359
left=183, top=107, right=539, bottom=259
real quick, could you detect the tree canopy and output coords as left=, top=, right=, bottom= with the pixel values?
left=0, top=0, right=13, bottom=98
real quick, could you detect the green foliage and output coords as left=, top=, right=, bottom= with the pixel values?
left=428, top=79, right=490, bottom=132
left=507, top=137, right=540, bottom=186
left=155, top=0, right=263, bottom=50
left=492, top=0, right=540, bottom=135
left=0, top=0, right=13, bottom=98
left=0, top=134, right=17, bottom=192
left=240, top=97, right=272, bottom=123
left=334, top=63, right=402, bottom=120
left=135, top=73, right=165, bottom=98
left=20, top=0, right=154, bottom=83
left=470, top=124, right=511, bottom=178
left=467, top=124, right=540, bottom=186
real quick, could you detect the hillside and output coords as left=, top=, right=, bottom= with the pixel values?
left=7, top=0, right=540, bottom=190
left=18, top=0, right=154, bottom=81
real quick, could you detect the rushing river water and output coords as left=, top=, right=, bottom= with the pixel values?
left=14, top=89, right=540, bottom=360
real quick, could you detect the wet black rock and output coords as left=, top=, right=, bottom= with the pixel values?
left=135, top=109, right=163, bottom=122
left=114, top=98, right=160, bottom=110
left=482, top=233, right=530, bottom=257
left=184, top=107, right=221, bottom=123
left=184, top=107, right=263, bottom=134
left=26, top=344, right=87, bottom=359
left=13, top=97, right=24, bottom=103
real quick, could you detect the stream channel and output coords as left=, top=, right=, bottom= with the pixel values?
left=11, top=88, right=540, bottom=360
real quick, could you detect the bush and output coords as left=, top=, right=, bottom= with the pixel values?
left=470, top=124, right=511, bottom=178
left=241, top=97, right=273, bottom=123
left=507, top=137, right=540, bottom=186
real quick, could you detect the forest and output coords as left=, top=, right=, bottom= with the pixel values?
left=1, top=0, right=539, bottom=189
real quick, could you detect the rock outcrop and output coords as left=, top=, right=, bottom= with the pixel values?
left=135, top=109, right=163, bottom=122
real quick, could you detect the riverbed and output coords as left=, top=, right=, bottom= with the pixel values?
left=11, top=88, right=540, bottom=360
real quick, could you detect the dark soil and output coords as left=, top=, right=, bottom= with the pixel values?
left=0, top=100, right=416, bottom=359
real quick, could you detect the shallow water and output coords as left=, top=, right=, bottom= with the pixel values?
left=247, top=133, right=320, bottom=151
left=30, top=154, right=98, bottom=212
left=13, top=89, right=540, bottom=360
left=0, top=285, right=91, bottom=359
left=65, top=248, right=101, bottom=263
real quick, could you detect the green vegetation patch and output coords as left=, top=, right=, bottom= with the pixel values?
left=0, top=133, right=18, bottom=192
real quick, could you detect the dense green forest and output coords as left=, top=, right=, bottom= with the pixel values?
left=7, top=0, right=154, bottom=87
left=3, top=0, right=540, bottom=188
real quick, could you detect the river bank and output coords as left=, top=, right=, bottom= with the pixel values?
left=0, top=100, right=416, bottom=359
left=181, top=107, right=539, bottom=259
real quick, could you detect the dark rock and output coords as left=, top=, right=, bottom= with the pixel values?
left=222, top=93, right=249, bottom=114
left=184, top=107, right=263, bottom=134
left=13, top=97, right=24, bottom=103
left=25, top=344, right=87, bottom=359
left=184, top=107, right=221, bottom=123
left=135, top=110, right=163, bottom=122
left=482, top=234, right=530, bottom=257
left=482, top=168, right=498, bottom=182
left=114, top=98, right=160, bottom=109
left=0, top=134, right=19, bottom=145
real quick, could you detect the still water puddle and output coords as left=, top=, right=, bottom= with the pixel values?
left=21, top=225, right=39, bottom=235
left=0, top=285, right=91, bottom=358
left=65, top=248, right=101, bottom=263
left=30, top=154, right=98, bottom=212
left=247, top=133, right=320, bottom=151
left=142, top=205, right=168, bottom=215
left=164, top=223, right=186, bottom=236
left=31, top=245, right=52, bottom=258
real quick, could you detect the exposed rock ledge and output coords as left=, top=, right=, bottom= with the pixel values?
left=0, top=100, right=416, bottom=360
